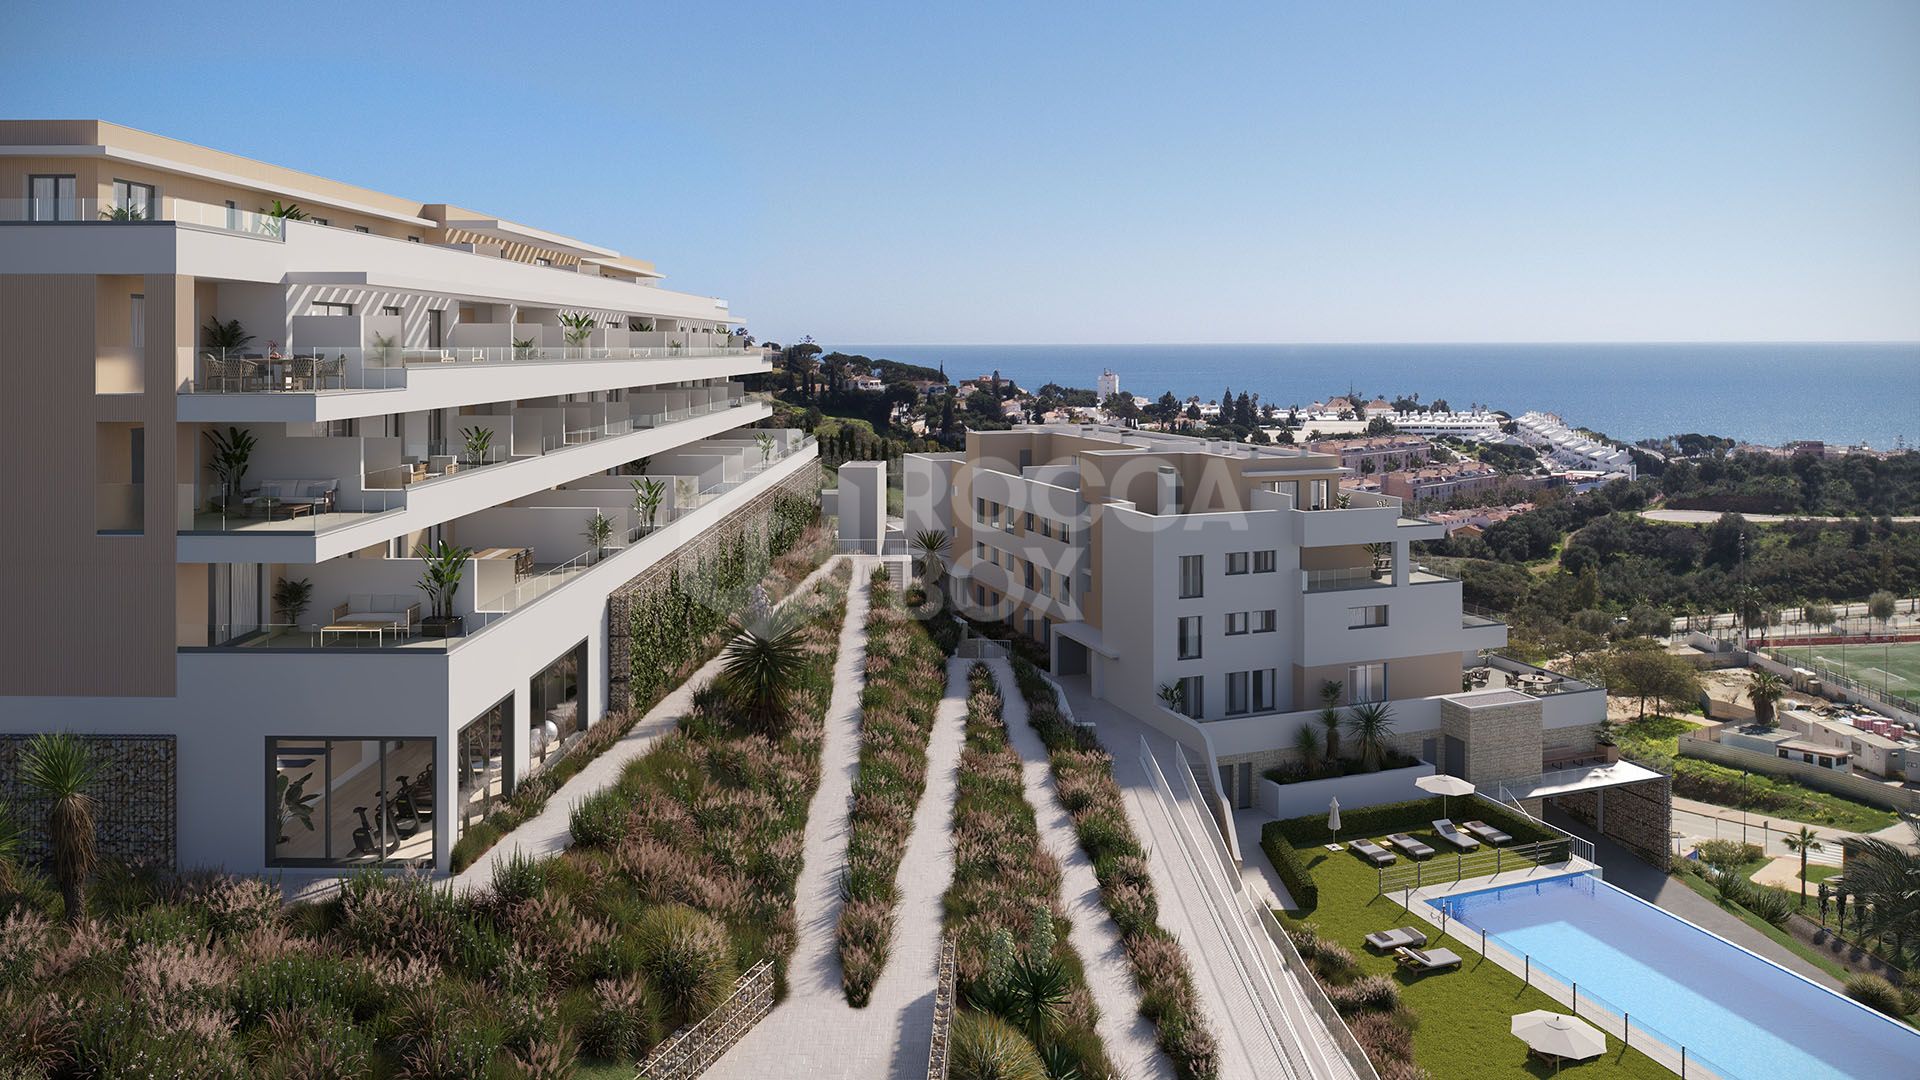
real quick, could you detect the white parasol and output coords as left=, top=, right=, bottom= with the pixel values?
left=1511, top=1010, right=1605, bottom=1072
left=1415, top=773, right=1476, bottom=818
left=1327, top=796, right=1342, bottom=844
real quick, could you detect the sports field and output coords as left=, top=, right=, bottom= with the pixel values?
left=1772, top=640, right=1920, bottom=698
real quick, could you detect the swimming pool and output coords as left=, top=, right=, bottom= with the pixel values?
left=1434, top=875, right=1919, bottom=1080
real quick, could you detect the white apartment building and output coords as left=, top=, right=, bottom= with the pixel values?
left=1515, top=411, right=1636, bottom=478
left=900, top=425, right=1638, bottom=810
left=1378, top=409, right=1506, bottom=439
left=0, top=120, right=818, bottom=875
left=1095, top=368, right=1120, bottom=403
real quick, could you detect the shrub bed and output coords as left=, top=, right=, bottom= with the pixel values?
left=0, top=562, right=853, bottom=1077
left=1006, top=658, right=1218, bottom=1080
left=449, top=515, right=832, bottom=873
left=945, top=662, right=1114, bottom=1079
left=836, top=569, right=953, bottom=1005
left=1264, top=750, right=1422, bottom=785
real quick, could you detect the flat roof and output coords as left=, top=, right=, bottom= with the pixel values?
left=1514, top=759, right=1665, bottom=800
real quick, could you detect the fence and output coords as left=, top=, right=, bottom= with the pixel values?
left=1376, top=837, right=1579, bottom=896
left=1679, top=730, right=1920, bottom=814
left=1400, top=884, right=1733, bottom=1080
left=926, top=936, right=957, bottom=1080
left=635, top=958, right=775, bottom=1080
left=1757, top=645, right=1920, bottom=715
left=955, top=637, right=1010, bottom=660
left=1139, top=736, right=1377, bottom=1080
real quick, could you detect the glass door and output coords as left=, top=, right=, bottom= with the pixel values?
left=28, top=174, right=76, bottom=221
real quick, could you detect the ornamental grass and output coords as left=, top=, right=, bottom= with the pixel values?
left=836, top=571, right=953, bottom=1005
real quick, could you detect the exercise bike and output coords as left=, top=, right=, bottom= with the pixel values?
left=350, top=805, right=397, bottom=858
left=378, top=786, right=421, bottom=839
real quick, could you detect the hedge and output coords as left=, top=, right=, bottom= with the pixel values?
left=1260, top=832, right=1320, bottom=910
left=1265, top=795, right=1557, bottom=853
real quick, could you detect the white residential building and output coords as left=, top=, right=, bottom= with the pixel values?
left=1515, top=411, right=1636, bottom=478
left=0, top=120, right=818, bottom=875
left=905, top=424, right=1620, bottom=809
left=1095, top=368, right=1121, bottom=403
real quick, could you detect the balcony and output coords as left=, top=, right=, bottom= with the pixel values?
left=181, top=344, right=761, bottom=396
left=181, top=434, right=817, bottom=654
left=1300, top=565, right=1455, bottom=593
left=0, top=195, right=287, bottom=236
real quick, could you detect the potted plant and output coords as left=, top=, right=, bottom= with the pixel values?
left=459, top=425, right=494, bottom=468
left=512, top=336, right=538, bottom=362
left=1367, top=542, right=1392, bottom=579
left=1597, top=718, right=1622, bottom=764
left=273, top=576, right=314, bottom=629
left=369, top=331, right=399, bottom=367
left=669, top=339, right=683, bottom=353
left=414, top=540, right=474, bottom=638
left=755, top=431, right=775, bottom=465
left=274, top=771, right=321, bottom=845
left=585, top=512, right=614, bottom=561
left=205, top=426, right=256, bottom=511
left=202, top=317, right=254, bottom=354
left=630, top=476, right=666, bottom=534
left=559, top=311, right=596, bottom=349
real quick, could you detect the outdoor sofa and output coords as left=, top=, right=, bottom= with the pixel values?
left=242, top=478, right=338, bottom=515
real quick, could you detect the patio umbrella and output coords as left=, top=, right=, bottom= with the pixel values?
left=1416, top=773, right=1476, bottom=818
left=1511, top=1011, right=1605, bottom=1072
left=1328, top=796, right=1342, bottom=845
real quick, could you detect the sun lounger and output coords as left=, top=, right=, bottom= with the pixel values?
left=1394, top=946, right=1463, bottom=971
left=1350, top=838, right=1396, bottom=866
left=1462, top=819, right=1513, bottom=845
left=1365, top=927, right=1429, bottom=951
left=1433, top=819, right=1481, bottom=851
left=1386, top=833, right=1435, bottom=859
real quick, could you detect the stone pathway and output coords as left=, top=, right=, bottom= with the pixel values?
left=987, top=656, right=1175, bottom=1080
left=711, top=593, right=962, bottom=1080
left=417, top=556, right=850, bottom=900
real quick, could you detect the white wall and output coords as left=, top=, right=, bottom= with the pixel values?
left=1260, top=762, right=1437, bottom=820
left=455, top=506, right=599, bottom=565
left=835, top=461, right=887, bottom=551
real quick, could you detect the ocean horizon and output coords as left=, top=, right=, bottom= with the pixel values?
left=828, top=341, right=1920, bottom=450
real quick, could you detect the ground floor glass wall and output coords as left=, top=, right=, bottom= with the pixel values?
left=269, top=736, right=435, bottom=866
left=529, top=639, right=587, bottom=771
left=457, top=697, right=507, bottom=832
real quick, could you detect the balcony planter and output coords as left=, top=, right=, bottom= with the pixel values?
left=1600, top=742, right=1621, bottom=765
left=419, top=615, right=465, bottom=639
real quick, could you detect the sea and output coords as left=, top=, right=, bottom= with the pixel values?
left=829, top=342, right=1920, bottom=450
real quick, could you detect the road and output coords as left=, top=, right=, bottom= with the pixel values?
left=1669, top=803, right=1844, bottom=865
left=1639, top=509, right=1920, bottom=525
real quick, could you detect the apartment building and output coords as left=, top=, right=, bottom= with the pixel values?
left=903, top=424, right=1644, bottom=820
left=1514, top=411, right=1636, bottom=478
left=0, top=120, right=817, bottom=874
left=1306, top=434, right=1432, bottom=473
left=1381, top=462, right=1504, bottom=504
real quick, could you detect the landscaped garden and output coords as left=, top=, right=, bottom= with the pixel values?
left=1262, top=799, right=1676, bottom=1079
left=835, top=568, right=953, bottom=1005
left=0, top=562, right=853, bottom=1078
left=944, top=662, right=1113, bottom=1079
left=1007, top=656, right=1218, bottom=1080
left=1614, top=714, right=1898, bottom=832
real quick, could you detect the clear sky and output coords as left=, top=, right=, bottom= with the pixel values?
left=4, top=1, right=1916, bottom=344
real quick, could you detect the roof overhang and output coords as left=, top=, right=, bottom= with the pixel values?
left=432, top=215, right=617, bottom=258
left=1511, top=760, right=1665, bottom=801
left=1052, top=621, right=1119, bottom=660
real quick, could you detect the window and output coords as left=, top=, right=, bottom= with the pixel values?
left=1226, top=552, right=1250, bottom=575
left=976, top=496, right=988, bottom=522
left=1225, top=612, right=1249, bottom=636
left=110, top=179, right=156, bottom=219
left=1349, top=605, right=1388, bottom=629
left=976, top=542, right=987, bottom=561
left=27, top=174, right=77, bottom=220
left=1024, top=512, right=1034, bottom=531
left=380, top=305, right=401, bottom=316
left=129, top=293, right=145, bottom=349
left=269, top=736, right=435, bottom=866
left=1226, top=672, right=1250, bottom=715
left=1309, top=478, right=1330, bottom=510
left=1059, top=575, right=1071, bottom=601
left=1176, top=615, right=1202, bottom=660
left=457, top=696, right=509, bottom=829
left=1179, top=554, right=1204, bottom=598
left=530, top=640, right=588, bottom=771
left=311, top=301, right=353, bottom=316
left=1040, top=518, right=1052, bottom=539
left=309, top=216, right=330, bottom=226
left=353, top=225, right=371, bottom=234
left=1253, top=609, right=1277, bottom=633
left=534, top=257, right=553, bottom=267
left=1348, top=662, right=1388, bottom=703
left=1024, top=562, right=1035, bottom=590
left=1253, top=549, right=1277, bottom=573
left=1177, top=675, right=1205, bottom=719
left=1252, top=668, right=1276, bottom=711
left=407, top=235, right=422, bottom=243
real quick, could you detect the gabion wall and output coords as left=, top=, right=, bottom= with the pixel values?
left=0, top=734, right=177, bottom=870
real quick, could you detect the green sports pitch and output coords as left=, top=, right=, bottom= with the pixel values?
left=1771, top=640, right=1920, bottom=697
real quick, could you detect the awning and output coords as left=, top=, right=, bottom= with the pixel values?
left=1053, top=621, right=1119, bottom=660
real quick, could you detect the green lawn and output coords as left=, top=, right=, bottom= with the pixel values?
left=1803, top=863, right=1845, bottom=884
left=1278, top=825, right=1674, bottom=1080
left=1773, top=640, right=1920, bottom=696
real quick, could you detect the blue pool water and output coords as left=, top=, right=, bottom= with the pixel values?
left=1435, top=875, right=1920, bottom=1080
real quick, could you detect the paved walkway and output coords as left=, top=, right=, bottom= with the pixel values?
left=712, top=607, right=963, bottom=1080
left=1052, top=677, right=1311, bottom=1078
left=988, top=657, right=1174, bottom=1080
left=442, top=556, right=857, bottom=897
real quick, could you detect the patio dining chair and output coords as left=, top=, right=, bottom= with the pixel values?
left=286, top=356, right=318, bottom=391
left=200, top=353, right=233, bottom=392
left=318, top=354, right=348, bottom=390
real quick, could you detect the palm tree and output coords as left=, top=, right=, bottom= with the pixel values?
left=716, top=613, right=811, bottom=735
left=1746, top=670, right=1788, bottom=729
left=1783, top=826, right=1824, bottom=909
left=1319, top=680, right=1344, bottom=761
left=1344, top=701, right=1396, bottom=771
left=1839, top=828, right=1920, bottom=963
left=0, top=801, right=20, bottom=890
left=911, top=529, right=951, bottom=590
left=20, top=733, right=99, bottom=923
left=1293, top=724, right=1322, bottom=775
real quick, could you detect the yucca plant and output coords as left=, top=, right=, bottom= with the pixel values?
left=0, top=800, right=20, bottom=889
left=911, top=529, right=951, bottom=586
left=717, top=612, right=811, bottom=735
left=1293, top=723, right=1322, bottom=773
left=1344, top=701, right=1396, bottom=771
left=20, top=733, right=99, bottom=924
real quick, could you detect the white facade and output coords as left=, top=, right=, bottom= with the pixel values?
left=1096, top=368, right=1121, bottom=403
left=0, top=121, right=810, bottom=875
left=1515, top=411, right=1636, bottom=478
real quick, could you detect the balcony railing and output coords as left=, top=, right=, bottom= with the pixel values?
left=0, top=196, right=288, bottom=237
left=184, top=344, right=759, bottom=394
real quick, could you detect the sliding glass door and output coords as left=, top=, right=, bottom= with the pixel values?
left=268, top=736, right=436, bottom=866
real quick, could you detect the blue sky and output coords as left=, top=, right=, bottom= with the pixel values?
left=4, top=1, right=1916, bottom=344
